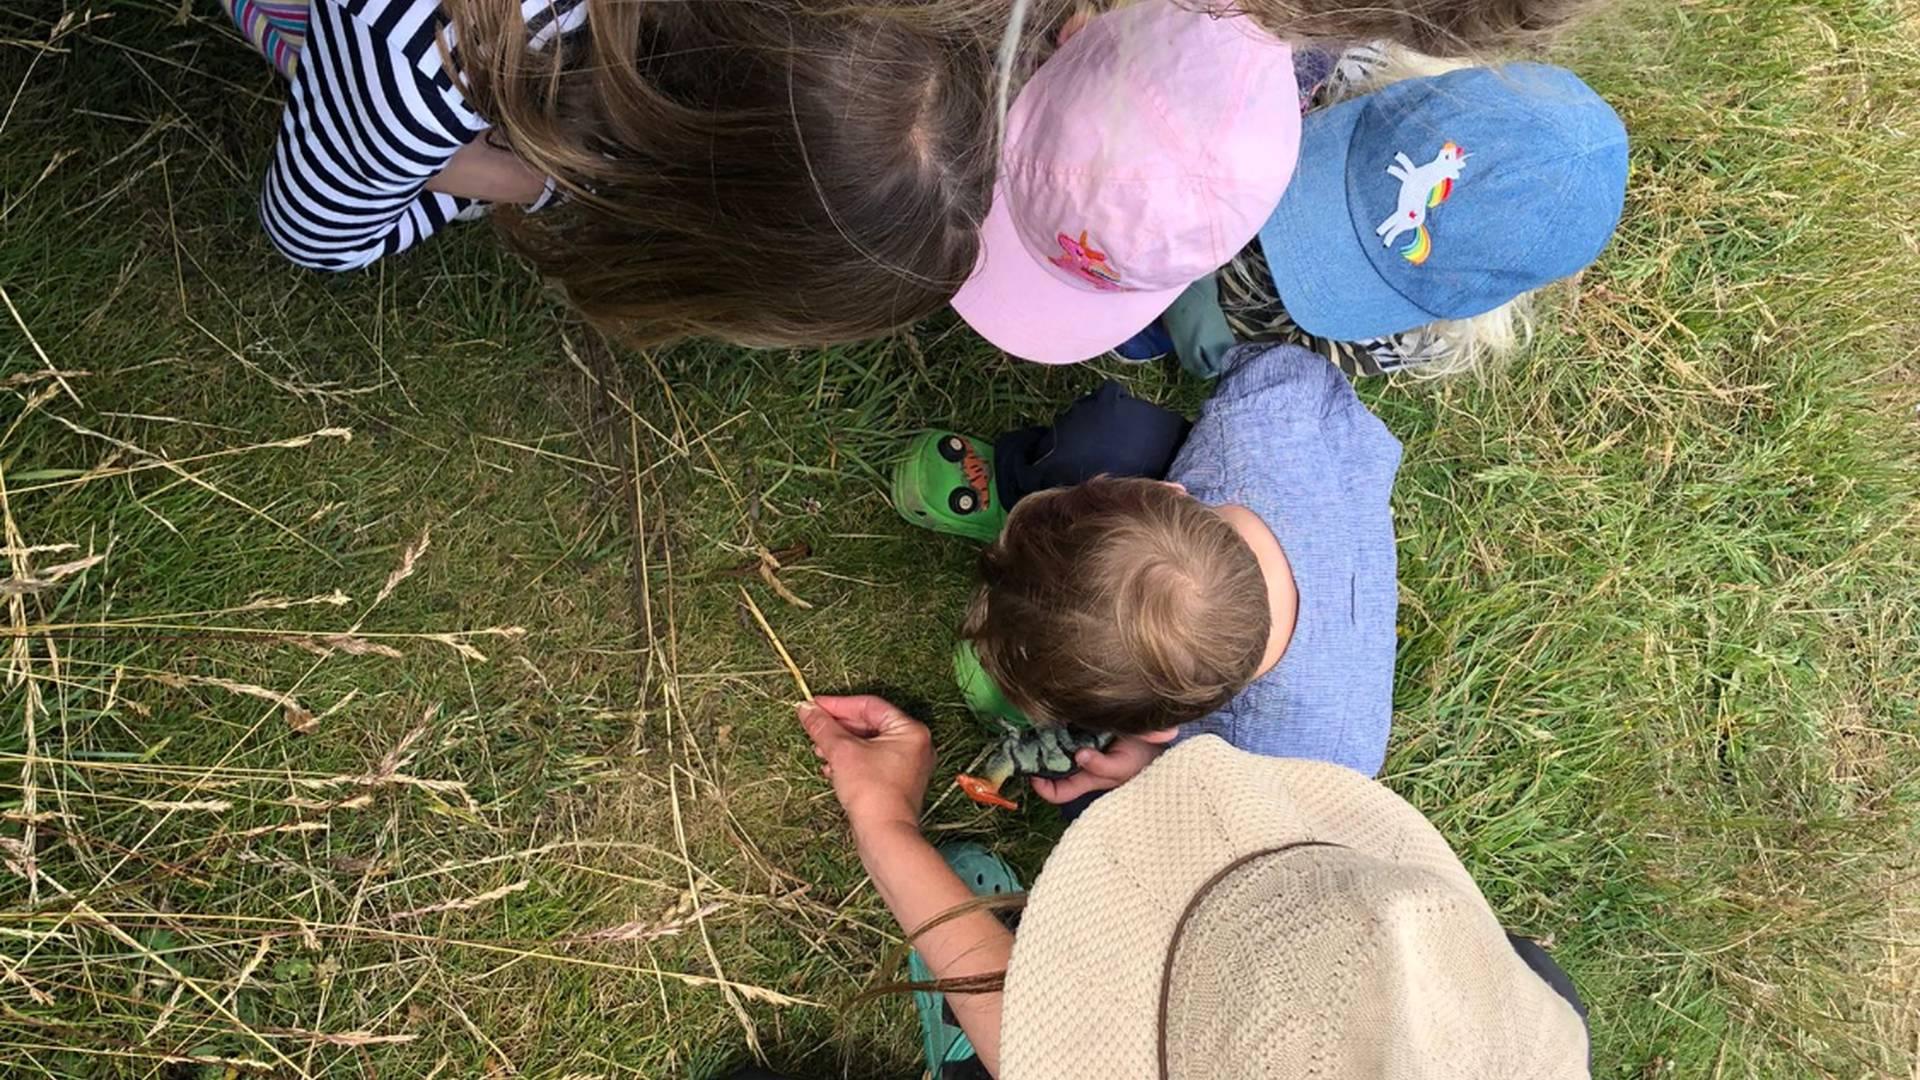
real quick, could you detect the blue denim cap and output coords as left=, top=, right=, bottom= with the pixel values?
left=1260, top=63, right=1628, bottom=342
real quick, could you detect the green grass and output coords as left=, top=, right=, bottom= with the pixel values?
left=2, top=0, right=1917, bottom=1076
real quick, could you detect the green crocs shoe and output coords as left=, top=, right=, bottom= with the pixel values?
left=891, top=431, right=1007, bottom=542
left=953, top=640, right=1030, bottom=730
left=909, top=843, right=1021, bottom=1079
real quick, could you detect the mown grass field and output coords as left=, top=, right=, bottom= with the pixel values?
left=3, top=0, right=1917, bottom=1076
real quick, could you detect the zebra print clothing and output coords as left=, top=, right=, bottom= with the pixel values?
left=1218, top=242, right=1459, bottom=378
left=257, top=0, right=583, bottom=270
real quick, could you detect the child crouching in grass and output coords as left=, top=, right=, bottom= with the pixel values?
left=962, top=340, right=1402, bottom=803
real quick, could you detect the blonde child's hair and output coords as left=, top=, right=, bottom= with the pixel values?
left=962, top=477, right=1271, bottom=735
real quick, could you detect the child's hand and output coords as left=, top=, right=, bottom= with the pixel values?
left=425, top=136, right=550, bottom=205
left=1030, top=735, right=1168, bottom=804
left=798, top=696, right=933, bottom=834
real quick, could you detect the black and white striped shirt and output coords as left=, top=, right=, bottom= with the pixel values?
left=262, top=0, right=584, bottom=270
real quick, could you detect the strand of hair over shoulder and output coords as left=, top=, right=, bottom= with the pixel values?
left=995, top=0, right=1032, bottom=147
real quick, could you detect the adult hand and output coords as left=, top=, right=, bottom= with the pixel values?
left=798, top=695, right=933, bottom=834
left=1030, top=735, right=1169, bottom=804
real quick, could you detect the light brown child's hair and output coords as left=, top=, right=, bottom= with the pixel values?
left=962, top=477, right=1271, bottom=735
left=444, top=0, right=1029, bottom=348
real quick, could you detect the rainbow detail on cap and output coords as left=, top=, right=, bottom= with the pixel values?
left=1399, top=226, right=1433, bottom=265
left=1050, top=231, right=1123, bottom=291
left=1425, top=143, right=1462, bottom=208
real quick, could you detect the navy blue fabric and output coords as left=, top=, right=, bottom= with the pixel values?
left=1509, top=934, right=1591, bottom=1026
left=992, top=381, right=1191, bottom=507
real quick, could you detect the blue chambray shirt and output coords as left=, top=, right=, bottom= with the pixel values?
left=1167, top=344, right=1403, bottom=776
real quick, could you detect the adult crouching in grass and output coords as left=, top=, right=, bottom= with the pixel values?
left=788, top=694, right=1593, bottom=1079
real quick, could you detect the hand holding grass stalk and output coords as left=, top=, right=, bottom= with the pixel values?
left=797, top=696, right=933, bottom=834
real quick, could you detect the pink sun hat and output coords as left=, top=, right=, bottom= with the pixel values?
left=952, top=1, right=1300, bottom=365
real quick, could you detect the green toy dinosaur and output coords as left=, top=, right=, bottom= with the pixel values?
left=952, top=641, right=1111, bottom=810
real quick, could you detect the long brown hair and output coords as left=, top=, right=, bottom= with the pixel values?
left=443, top=0, right=1019, bottom=347
left=1200, top=0, right=1604, bottom=56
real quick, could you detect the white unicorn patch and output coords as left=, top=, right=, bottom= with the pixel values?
left=1375, top=142, right=1467, bottom=265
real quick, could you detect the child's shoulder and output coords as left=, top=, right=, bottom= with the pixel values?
left=1189, top=344, right=1402, bottom=481
left=1207, top=343, right=1358, bottom=416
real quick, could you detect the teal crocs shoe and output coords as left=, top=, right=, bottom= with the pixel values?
left=891, top=431, right=1008, bottom=543
left=909, top=843, right=1021, bottom=1079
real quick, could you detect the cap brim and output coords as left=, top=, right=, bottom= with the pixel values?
left=951, top=181, right=1187, bottom=365
left=1259, top=96, right=1434, bottom=343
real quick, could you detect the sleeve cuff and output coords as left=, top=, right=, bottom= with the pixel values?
left=526, top=175, right=560, bottom=213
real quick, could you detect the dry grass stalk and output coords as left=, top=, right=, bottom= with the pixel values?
left=292, top=771, right=474, bottom=804
left=0, top=967, right=55, bottom=1007
left=0, top=541, right=76, bottom=557
left=129, top=798, right=233, bottom=813
left=0, top=552, right=103, bottom=596
left=66, top=899, right=314, bottom=1076
left=0, top=370, right=89, bottom=393
left=0, top=455, right=42, bottom=906
left=387, top=879, right=530, bottom=922
left=218, top=935, right=274, bottom=1013
left=664, top=756, right=765, bottom=1055
left=4, top=428, right=352, bottom=498
left=1, top=810, right=74, bottom=825
left=237, top=589, right=352, bottom=612
left=563, top=899, right=726, bottom=945
left=281, top=793, right=374, bottom=812
left=738, top=586, right=813, bottom=702
left=8, top=907, right=822, bottom=1005
left=424, top=632, right=490, bottom=661
left=222, top=820, right=328, bottom=840
left=615, top=418, right=770, bottom=1057
left=1, top=385, right=62, bottom=450
left=270, top=711, right=484, bottom=812
left=0, top=283, right=82, bottom=407
left=366, top=718, right=430, bottom=781
left=313, top=634, right=404, bottom=657
left=755, top=545, right=813, bottom=609
left=148, top=670, right=308, bottom=717
left=142, top=980, right=188, bottom=1040
left=1, top=836, right=36, bottom=881
left=41, top=410, right=337, bottom=562
left=370, top=526, right=430, bottom=610
left=282, top=1030, right=418, bottom=1046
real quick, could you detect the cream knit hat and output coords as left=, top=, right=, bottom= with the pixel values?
left=999, top=736, right=1589, bottom=1078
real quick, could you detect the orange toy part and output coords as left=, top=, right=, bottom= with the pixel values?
left=956, top=774, right=1019, bottom=811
